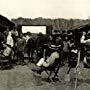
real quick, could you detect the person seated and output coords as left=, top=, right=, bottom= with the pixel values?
left=32, top=34, right=63, bottom=75
left=0, top=41, right=12, bottom=60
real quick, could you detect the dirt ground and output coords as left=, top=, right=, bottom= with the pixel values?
left=0, top=62, right=90, bottom=90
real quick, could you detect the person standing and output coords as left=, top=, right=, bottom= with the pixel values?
left=26, top=32, right=34, bottom=63
left=11, top=27, right=18, bottom=46
left=35, top=32, right=45, bottom=62
left=16, top=34, right=26, bottom=65
left=62, top=36, right=69, bottom=63
left=6, top=31, right=14, bottom=48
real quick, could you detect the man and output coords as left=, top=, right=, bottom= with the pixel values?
left=16, top=34, right=26, bottom=65
left=6, top=31, right=14, bottom=48
left=11, top=27, right=18, bottom=46
left=26, top=32, right=34, bottom=62
left=32, top=34, right=63, bottom=75
left=80, top=31, right=86, bottom=44
left=35, top=32, right=45, bottom=62
left=80, top=31, right=86, bottom=61
left=62, top=36, right=69, bottom=63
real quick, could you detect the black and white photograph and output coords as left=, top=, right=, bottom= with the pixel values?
left=0, top=0, right=90, bottom=90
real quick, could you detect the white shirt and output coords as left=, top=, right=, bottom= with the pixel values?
left=7, top=32, right=14, bottom=47
left=81, top=35, right=90, bottom=45
left=80, top=35, right=86, bottom=44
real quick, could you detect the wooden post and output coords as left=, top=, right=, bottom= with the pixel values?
left=74, top=50, right=80, bottom=90
left=43, top=49, right=46, bottom=59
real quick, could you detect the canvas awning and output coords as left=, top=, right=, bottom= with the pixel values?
left=0, top=15, right=15, bottom=32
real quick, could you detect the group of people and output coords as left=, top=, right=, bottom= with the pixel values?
left=31, top=29, right=90, bottom=75
left=0, top=27, right=33, bottom=66
left=31, top=30, right=79, bottom=75
left=80, top=30, right=90, bottom=68
left=0, top=27, right=90, bottom=73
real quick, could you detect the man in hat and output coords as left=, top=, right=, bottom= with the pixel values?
left=32, top=34, right=63, bottom=75
left=26, top=32, right=34, bottom=62
left=35, top=32, right=45, bottom=62
left=16, top=34, right=26, bottom=65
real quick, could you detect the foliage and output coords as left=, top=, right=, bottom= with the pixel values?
left=12, top=18, right=90, bottom=32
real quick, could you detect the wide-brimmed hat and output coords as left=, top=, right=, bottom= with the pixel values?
left=38, top=32, right=43, bottom=36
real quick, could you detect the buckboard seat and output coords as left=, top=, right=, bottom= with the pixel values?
left=0, top=50, right=13, bottom=70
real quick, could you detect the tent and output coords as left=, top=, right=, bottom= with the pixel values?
left=67, top=24, right=90, bottom=46
left=0, top=15, right=15, bottom=32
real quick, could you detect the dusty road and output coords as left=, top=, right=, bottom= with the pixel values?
left=0, top=63, right=89, bottom=90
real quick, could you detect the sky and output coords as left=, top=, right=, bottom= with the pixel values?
left=0, top=0, right=90, bottom=20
